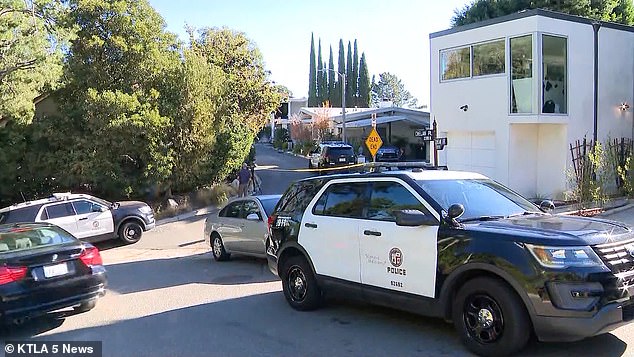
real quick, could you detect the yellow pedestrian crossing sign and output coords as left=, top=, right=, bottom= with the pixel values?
left=365, top=128, right=383, bottom=160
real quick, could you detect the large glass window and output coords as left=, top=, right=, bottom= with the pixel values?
left=45, top=203, right=75, bottom=219
left=510, top=35, right=533, bottom=113
left=473, top=39, right=505, bottom=76
left=441, top=47, right=471, bottom=80
left=542, top=35, right=567, bottom=114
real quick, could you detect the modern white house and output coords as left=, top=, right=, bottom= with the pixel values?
left=430, top=9, right=634, bottom=199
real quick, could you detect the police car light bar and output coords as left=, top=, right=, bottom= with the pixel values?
left=51, top=192, right=72, bottom=200
left=360, top=162, right=449, bottom=172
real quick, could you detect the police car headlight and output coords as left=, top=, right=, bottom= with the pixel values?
left=526, top=244, right=605, bottom=269
left=138, top=206, right=153, bottom=215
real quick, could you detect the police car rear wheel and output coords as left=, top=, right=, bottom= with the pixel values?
left=119, top=221, right=143, bottom=244
left=211, top=234, right=230, bottom=261
left=282, top=256, right=322, bottom=311
left=453, top=277, right=530, bottom=357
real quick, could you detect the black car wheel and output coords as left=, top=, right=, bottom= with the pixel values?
left=119, top=221, right=143, bottom=244
left=281, top=256, right=322, bottom=311
left=211, top=234, right=230, bottom=261
left=452, top=277, right=530, bottom=357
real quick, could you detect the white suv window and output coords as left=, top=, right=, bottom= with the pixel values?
left=367, top=182, right=429, bottom=222
left=45, top=203, right=75, bottom=219
left=312, top=182, right=368, bottom=218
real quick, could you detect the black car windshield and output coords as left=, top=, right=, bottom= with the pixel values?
left=327, top=147, right=354, bottom=156
left=0, top=225, right=76, bottom=255
left=415, top=179, right=540, bottom=221
left=260, top=197, right=280, bottom=216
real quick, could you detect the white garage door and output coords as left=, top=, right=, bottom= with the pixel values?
left=444, top=131, right=496, bottom=178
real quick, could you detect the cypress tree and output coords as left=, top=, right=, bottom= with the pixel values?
left=358, top=52, right=371, bottom=108
left=308, top=33, right=317, bottom=106
left=328, top=46, right=335, bottom=105
left=335, top=39, right=345, bottom=107
left=321, top=61, right=328, bottom=106
left=317, top=38, right=324, bottom=104
left=345, top=41, right=353, bottom=106
left=352, top=39, right=359, bottom=107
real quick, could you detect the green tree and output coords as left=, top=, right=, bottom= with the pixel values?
left=327, top=46, right=335, bottom=104
left=334, top=39, right=345, bottom=107
left=316, top=39, right=326, bottom=105
left=345, top=41, right=353, bottom=106
left=371, top=72, right=418, bottom=108
left=0, top=0, right=74, bottom=125
left=452, top=0, right=634, bottom=27
left=351, top=39, right=359, bottom=107
left=192, top=27, right=280, bottom=185
left=308, top=33, right=317, bottom=106
left=358, top=53, right=371, bottom=108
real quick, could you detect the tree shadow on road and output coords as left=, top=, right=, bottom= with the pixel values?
left=103, top=253, right=278, bottom=295
left=0, top=291, right=628, bottom=357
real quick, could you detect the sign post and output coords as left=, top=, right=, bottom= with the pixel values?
left=365, top=127, right=383, bottom=162
left=414, top=118, right=446, bottom=167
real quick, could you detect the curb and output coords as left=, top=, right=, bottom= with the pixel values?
left=598, top=203, right=634, bottom=217
left=156, top=205, right=219, bottom=226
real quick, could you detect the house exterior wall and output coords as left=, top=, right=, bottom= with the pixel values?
left=430, top=14, right=634, bottom=198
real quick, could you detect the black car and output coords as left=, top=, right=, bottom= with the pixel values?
left=266, top=169, right=634, bottom=356
left=0, top=193, right=155, bottom=244
left=375, top=145, right=402, bottom=162
left=308, top=143, right=356, bottom=173
left=0, top=223, right=106, bottom=324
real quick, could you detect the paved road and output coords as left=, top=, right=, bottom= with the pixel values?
left=253, top=143, right=312, bottom=195
left=2, top=154, right=634, bottom=356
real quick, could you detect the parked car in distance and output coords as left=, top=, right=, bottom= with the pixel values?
left=308, top=142, right=356, bottom=172
left=375, top=145, right=402, bottom=162
left=0, top=192, right=155, bottom=244
left=267, top=169, right=634, bottom=356
left=204, top=195, right=282, bottom=261
left=0, top=223, right=107, bottom=324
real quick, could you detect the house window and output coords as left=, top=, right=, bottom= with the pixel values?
left=542, top=35, right=567, bottom=114
left=441, top=47, right=471, bottom=80
left=510, top=35, right=533, bottom=113
left=473, top=39, right=505, bottom=76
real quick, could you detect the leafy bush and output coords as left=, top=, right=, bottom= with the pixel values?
left=566, top=142, right=610, bottom=208
left=617, top=152, right=634, bottom=198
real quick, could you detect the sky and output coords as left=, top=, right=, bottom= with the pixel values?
left=148, top=0, right=471, bottom=107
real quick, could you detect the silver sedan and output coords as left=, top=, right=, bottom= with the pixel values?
left=204, top=195, right=281, bottom=261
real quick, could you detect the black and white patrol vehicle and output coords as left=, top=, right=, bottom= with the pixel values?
left=267, top=169, right=634, bottom=356
left=0, top=193, right=155, bottom=244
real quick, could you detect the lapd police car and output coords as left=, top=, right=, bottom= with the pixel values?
left=0, top=193, right=155, bottom=244
left=267, top=169, right=634, bottom=356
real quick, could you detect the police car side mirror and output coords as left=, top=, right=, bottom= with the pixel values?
left=394, top=210, right=437, bottom=227
left=539, top=200, right=555, bottom=212
left=445, top=204, right=465, bottom=227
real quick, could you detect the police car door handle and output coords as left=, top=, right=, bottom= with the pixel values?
left=78, top=217, right=88, bottom=221
left=363, top=230, right=381, bottom=237
left=305, top=223, right=318, bottom=228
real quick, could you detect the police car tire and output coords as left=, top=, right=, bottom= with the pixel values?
left=452, top=277, right=530, bottom=357
left=281, top=256, right=322, bottom=311
left=119, top=221, right=143, bottom=244
left=211, top=234, right=230, bottom=261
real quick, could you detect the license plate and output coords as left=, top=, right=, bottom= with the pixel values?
left=43, top=262, right=69, bottom=278
left=339, top=158, right=346, bottom=162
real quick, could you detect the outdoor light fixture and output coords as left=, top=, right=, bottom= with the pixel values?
left=620, top=102, right=630, bottom=111
left=459, top=104, right=468, bottom=112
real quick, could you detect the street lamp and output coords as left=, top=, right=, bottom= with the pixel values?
left=318, top=68, right=346, bottom=143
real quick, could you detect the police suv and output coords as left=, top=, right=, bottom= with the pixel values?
left=0, top=193, right=155, bottom=244
left=267, top=169, right=634, bottom=356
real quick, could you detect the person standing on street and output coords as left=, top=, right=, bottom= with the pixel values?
left=238, top=163, right=251, bottom=197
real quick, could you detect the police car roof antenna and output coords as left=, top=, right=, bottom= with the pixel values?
left=20, top=191, right=26, bottom=203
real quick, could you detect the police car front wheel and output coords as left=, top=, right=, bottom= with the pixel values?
left=452, top=277, right=530, bottom=357
left=119, top=221, right=143, bottom=244
left=281, top=256, right=322, bottom=311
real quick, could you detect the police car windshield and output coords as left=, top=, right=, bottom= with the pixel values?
left=416, top=179, right=540, bottom=221
left=327, top=147, right=354, bottom=156
left=91, top=196, right=112, bottom=207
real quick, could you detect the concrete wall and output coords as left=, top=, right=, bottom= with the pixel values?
left=430, top=14, right=634, bottom=198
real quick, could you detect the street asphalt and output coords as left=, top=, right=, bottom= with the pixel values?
left=1, top=145, right=634, bottom=356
